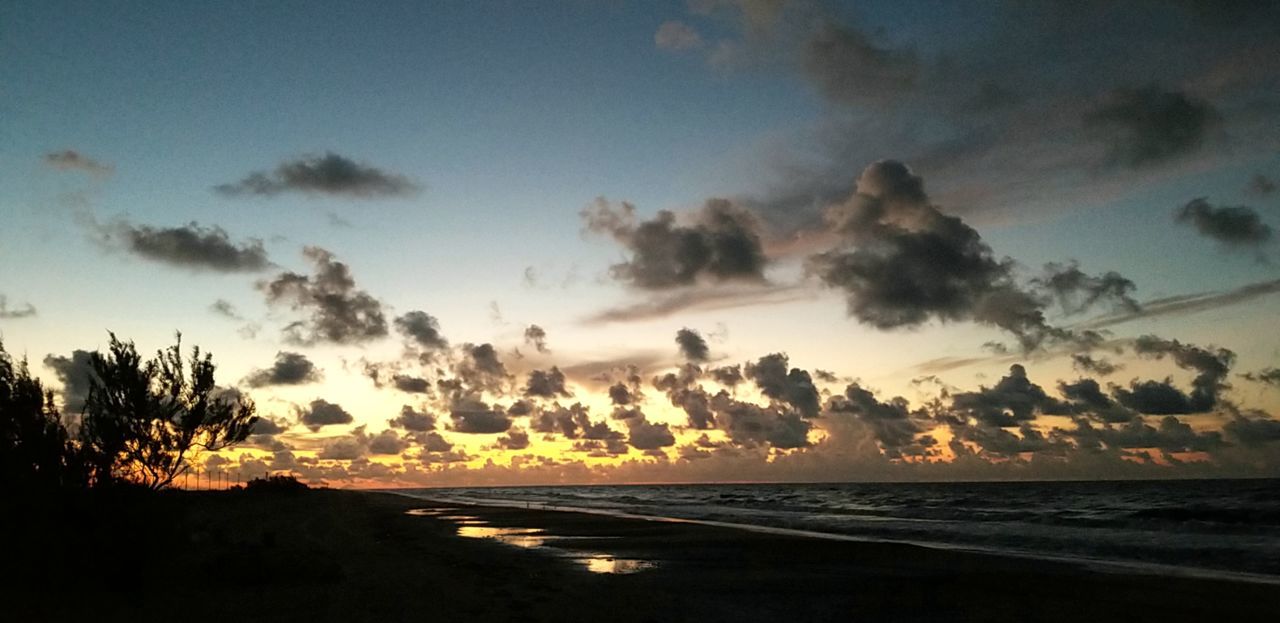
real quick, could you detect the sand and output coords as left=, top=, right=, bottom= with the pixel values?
left=6, top=488, right=1277, bottom=622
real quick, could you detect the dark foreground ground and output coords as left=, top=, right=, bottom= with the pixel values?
left=7, top=488, right=1278, bottom=622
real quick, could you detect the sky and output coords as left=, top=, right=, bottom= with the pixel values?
left=2, top=0, right=1279, bottom=487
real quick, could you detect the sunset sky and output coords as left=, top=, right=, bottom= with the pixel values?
left=3, top=0, right=1279, bottom=487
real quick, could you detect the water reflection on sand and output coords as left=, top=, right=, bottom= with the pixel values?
left=408, top=508, right=657, bottom=575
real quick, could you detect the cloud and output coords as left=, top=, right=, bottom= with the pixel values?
left=1175, top=198, right=1273, bottom=248
left=709, top=391, right=812, bottom=449
left=947, top=364, right=1064, bottom=428
left=209, top=299, right=242, bottom=320
left=1082, top=277, right=1280, bottom=329
left=827, top=383, right=930, bottom=458
left=0, top=296, right=36, bottom=319
left=393, top=310, right=449, bottom=355
left=43, top=150, right=112, bottom=175
left=809, top=161, right=1071, bottom=350
left=495, top=428, right=531, bottom=451
left=391, top=375, right=431, bottom=394
left=298, top=399, right=354, bottom=431
left=523, top=325, right=549, bottom=353
left=454, top=343, right=511, bottom=395
left=96, top=220, right=270, bottom=272
left=450, top=398, right=512, bottom=434
left=1071, top=354, right=1121, bottom=376
left=802, top=21, right=918, bottom=107
left=744, top=353, right=820, bottom=418
left=675, top=328, right=710, bottom=362
left=242, top=351, right=323, bottom=388
left=625, top=416, right=676, bottom=451
left=582, top=197, right=768, bottom=290
left=1129, top=335, right=1234, bottom=412
left=260, top=246, right=388, bottom=345
left=1241, top=368, right=1280, bottom=388
left=368, top=429, right=409, bottom=455
left=42, top=350, right=96, bottom=412
left=580, top=282, right=813, bottom=324
left=214, top=152, right=419, bottom=198
left=523, top=367, right=571, bottom=399
left=1033, top=262, right=1140, bottom=316
left=1223, top=414, right=1280, bottom=446
left=1083, top=86, right=1219, bottom=167
left=389, top=405, right=436, bottom=431
left=655, top=20, right=703, bottom=51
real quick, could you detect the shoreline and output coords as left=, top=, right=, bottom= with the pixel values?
left=384, top=489, right=1280, bottom=587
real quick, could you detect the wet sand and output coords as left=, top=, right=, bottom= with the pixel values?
left=8, top=488, right=1278, bottom=622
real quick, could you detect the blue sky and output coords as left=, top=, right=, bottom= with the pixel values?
left=2, top=1, right=1279, bottom=486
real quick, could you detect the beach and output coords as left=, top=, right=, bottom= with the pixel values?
left=7, top=488, right=1278, bottom=622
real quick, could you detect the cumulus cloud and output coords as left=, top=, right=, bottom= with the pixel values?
left=389, top=405, right=436, bottom=431
left=808, top=161, right=1072, bottom=351
left=675, top=328, right=710, bottom=362
left=523, top=324, right=549, bottom=353
left=214, top=152, right=419, bottom=198
left=1130, top=335, right=1234, bottom=413
left=43, top=149, right=112, bottom=175
left=1083, top=86, right=1219, bottom=167
left=709, top=391, right=811, bottom=449
left=1241, top=368, right=1280, bottom=389
left=1175, top=198, right=1273, bottom=248
left=827, top=383, right=930, bottom=458
left=42, top=350, right=96, bottom=412
left=242, top=351, right=323, bottom=388
left=394, top=311, right=449, bottom=355
left=1071, top=353, right=1121, bottom=376
left=1033, top=262, right=1140, bottom=316
left=260, top=246, right=388, bottom=345
left=449, top=399, right=512, bottom=434
left=523, top=367, right=571, bottom=399
left=0, top=296, right=36, bottom=319
left=495, top=428, right=531, bottom=451
left=95, top=220, right=270, bottom=272
left=655, top=20, right=703, bottom=51
left=454, top=343, right=511, bottom=395
left=582, top=197, right=768, bottom=290
left=744, top=353, right=820, bottom=418
left=298, top=399, right=354, bottom=431
left=625, top=416, right=676, bottom=451
left=947, top=364, right=1064, bottom=428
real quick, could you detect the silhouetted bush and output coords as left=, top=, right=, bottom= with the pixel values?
left=0, top=341, right=87, bottom=491
left=244, top=474, right=309, bottom=493
left=80, top=333, right=259, bottom=489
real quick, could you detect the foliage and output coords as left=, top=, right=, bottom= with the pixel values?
left=244, top=474, right=309, bottom=493
left=80, top=333, right=258, bottom=489
left=0, top=341, right=87, bottom=490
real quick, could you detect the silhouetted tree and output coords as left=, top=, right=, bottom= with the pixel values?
left=0, top=341, right=86, bottom=490
left=80, top=333, right=258, bottom=489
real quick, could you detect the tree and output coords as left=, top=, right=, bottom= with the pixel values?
left=80, top=333, right=258, bottom=489
left=0, top=341, right=85, bottom=490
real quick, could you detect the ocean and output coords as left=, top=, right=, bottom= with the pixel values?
left=395, top=479, right=1280, bottom=581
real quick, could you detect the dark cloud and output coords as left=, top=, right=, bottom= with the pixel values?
left=1175, top=198, right=1273, bottom=248
left=948, top=364, right=1064, bottom=427
left=802, top=21, right=918, bottom=106
left=709, top=364, right=744, bottom=388
left=394, top=311, right=449, bottom=354
left=744, top=353, right=820, bottom=418
left=43, top=149, right=112, bottom=175
left=523, top=367, right=571, bottom=399
left=1058, top=379, right=1134, bottom=423
left=389, top=405, right=436, bottom=432
left=1034, top=262, right=1139, bottom=316
left=530, top=403, right=590, bottom=438
left=214, top=152, right=419, bottom=198
left=0, top=296, right=36, bottom=319
left=1241, top=368, right=1280, bottom=388
left=1223, top=414, right=1280, bottom=446
left=809, top=161, right=1070, bottom=351
left=608, top=382, right=637, bottom=406
left=523, top=325, right=549, bottom=353
left=455, top=343, right=511, bottom=395
left=1065, top=416, right=1223, bottom=453
left=299, top=399, right=354, bottom=431
left=1249, top=174, right=1277, bottom=196
left=242, top=351, right=323, bottom=388
left=42, top=350, right=95, bottom=412
left=1113, top=379, right=1198, bottom=415
left=260, top=246, right=388, bottom=345
left=1083, top=86, right=1219, bottom=167
left=391, top=375, right=431, bottom=394
left=1131, top=335, right=1234, bottom=412
left=625, top=416, right=676, bottom=451
left=1071, top=354, right=1121, bottom=376
left=450, top=399, right=512, bottom=434
left=368, top=429, right=409, bottom=455
left=582, top=198, right=767, bottom=290
left=415, top=430, right=455, bottom=454
left=675, top=328, right=710, bottom=362
left=318, top=436, right=366, bottom=461
left=97, top=220, right=270, bottom=272
left=495, top=428, right=531, bottom=451
left=709, top=391, right=812, bottom=449
left=827, top=383, right=929, bottom=458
